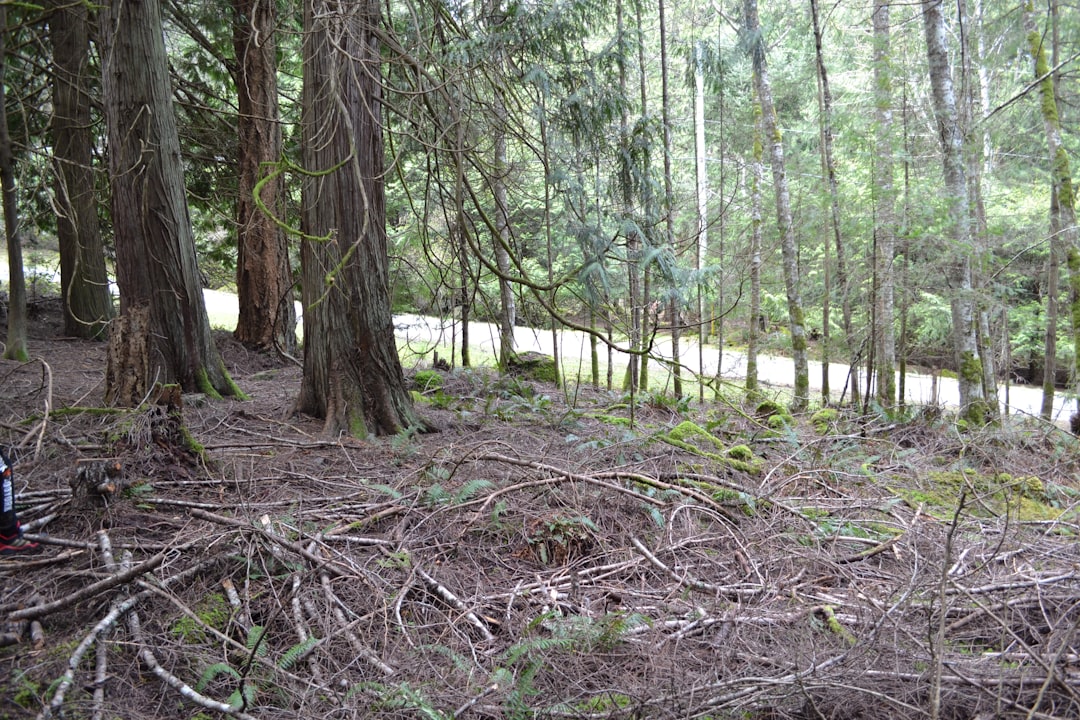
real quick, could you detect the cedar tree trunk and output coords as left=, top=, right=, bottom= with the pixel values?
left=99, top=0, right=240, bottom=400
left=49, top=0, right=113, bottom=339
left=233, top=0, right=295, bottom=354
left=296, top=0, right=425, bottom=437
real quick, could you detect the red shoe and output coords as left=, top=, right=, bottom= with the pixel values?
left=0, top=534, right=41, bottom=556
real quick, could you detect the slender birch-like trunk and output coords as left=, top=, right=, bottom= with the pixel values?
left=922, top=0, right=987, bottom=423
left=743, top=0, right=809, bottom=410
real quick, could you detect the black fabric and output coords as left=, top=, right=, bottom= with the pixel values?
left=0, top=448, right=18, bottom=539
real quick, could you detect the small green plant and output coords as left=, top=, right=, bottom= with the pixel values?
left=171, top=593, right=231, bottom=643
left=413, top=369, right=444, bottom=391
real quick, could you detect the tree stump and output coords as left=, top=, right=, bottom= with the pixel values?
left=69, top=459, right=126, bottom=507
left=105, top=305, right=150, bottom=407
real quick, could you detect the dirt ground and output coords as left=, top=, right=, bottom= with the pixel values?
left=3, top=298, right=1080, bottom=719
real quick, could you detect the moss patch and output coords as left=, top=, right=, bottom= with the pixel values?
left=658, top=420, right=761, bottom=474
left=810, top=408, right=839, bottom=434
left=413, top=369, right=443, bottom=391
left=890, top=470, right=1071, bottom=524
left=508, top=351, right=558, bottom=384
left=170, top=592, right=230, bottom=643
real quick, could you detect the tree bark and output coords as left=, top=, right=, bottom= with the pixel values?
left=745, top=97, right=763, bottom=395
left=100, top=0, right=239, bottom=400
left=0, top=6, right=27, bottom=361
left=658, top=0, right=681, bottom=398
left=1024, top=0, right=1080, bottom=414
left=693, top=41, right=709, bottom=386
left=811, top=0, right=851, bottom=405
left=232, top=0, right=295, bottom=354
left=296, top=0, right=425, bottom=437
left=493, top=92, right=516, bottom=370
left=49, top=0, right=112, bottom=339
left=1041, top=185, right=1060, bottom=419
left=744, top=0, right=809, bottom=411
left=872, top=0, right=896, bottom=406
left=922, top=0, right=986, bottom=422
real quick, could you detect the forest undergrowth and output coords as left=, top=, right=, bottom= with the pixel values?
left=3, top=300, right=1080, bottom=720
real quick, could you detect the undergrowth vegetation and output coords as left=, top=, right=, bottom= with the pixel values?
left=3, top=326, right=1080, bottom=720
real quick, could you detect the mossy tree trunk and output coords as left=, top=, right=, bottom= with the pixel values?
left=232, top=0, right=296, bottom=354
left=1025, top=0, right=1080, bottom=414
left=49, top=0, right=113, bottom=340
left=296, top=0, right=425, bottom=437
left=743, top=0, right=809, bottom=411
left=922, top=0, right=986, bottom=422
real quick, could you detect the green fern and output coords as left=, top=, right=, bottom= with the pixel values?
left=194, top=662, right=240, bottom=693
left=277, top=636, right=320, bottom=670
left=246, top=625, right=269, bottom=657
left=453, top=478, right=493, bottom=503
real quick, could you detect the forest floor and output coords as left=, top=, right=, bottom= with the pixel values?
left=3, top=298, right=1080, bottom=720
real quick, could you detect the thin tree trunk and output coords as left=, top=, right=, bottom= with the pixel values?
left=1041, top=186, right=1060, bottom=419
left=811, top=0, right=850, bottom=405
left=635, top=0, right=650, bottom=394
left=693, top=39, right=709, bottom=403
left=1024, top=1, right=1080, bottom=415
left=0, top=6, right=27, bottom=362
left=960, top=0, right=998, bottom=418
left=744, top=0, right=809, bottom=411
left=872, top=0, right=896, bottom=406
left=745, top=97, right=763, bottom=395
left=923, top=0, right=986, bottom=422
left=658, top=0, right=681, bottom=398
left=493, top=92, right=515, bottom=370
left=49, top=0, right=112, bottom=339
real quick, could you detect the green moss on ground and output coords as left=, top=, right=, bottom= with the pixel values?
left=659, top=420, right=761, bottom=474
left=890, top=469, right=1070, bottom=524
left=413, top=369, right=443, bottom=391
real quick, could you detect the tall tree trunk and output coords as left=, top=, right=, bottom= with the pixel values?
left=0, top=6, right=27, bottom=361
left=493, top=91, right=515, bottom=370
left=1042, top=186, right=1060, bottom=419
left=635, top=0, right=651, bottom=394
left=872, top=0, right=896, bottom=406
left=745, top=97, right=764, bottom=395
left=959, top=0, right=998, bottom=418
left=99, top=0, right=239, bottom=399
left=233, top=0, right=295, bottom=354
left=296, top=0, right=425, bottom=436
left=1024, top=0, right=1080, bottom=414
left=658, top=0, right=681, bottom=397
left=744, top=0, right=809, bottom=411
left=693, top=39, right=709, bottom=403
left=49, top=0, right=112, bottom=340
left=922, top=0, right=986, bottom=422
left=617, top=0, right=640, bottom=397
left=811, top=0, right=851, bottom=405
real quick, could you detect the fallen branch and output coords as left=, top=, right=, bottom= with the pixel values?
left=414, top=564, right=496, bottom=642
left=8, top=549, right=170, bottom=621
left=630, top=536, right=764, bottom=600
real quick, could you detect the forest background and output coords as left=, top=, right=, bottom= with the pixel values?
left=3, top=2, right=1080, bottom=718
left=0, top=0, right=1077, bottom=428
